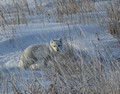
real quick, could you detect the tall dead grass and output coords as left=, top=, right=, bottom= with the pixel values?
left=0, top=0, right=120, bottom=94
left=1, top=42, right=120, bottom=94
left=0, top=0, right=48, bottom=39
left=1, top=0, right=119, bottom=40
left=97, top=0, right=120, bottom=41
left=53, top=0, right=96, bottom=23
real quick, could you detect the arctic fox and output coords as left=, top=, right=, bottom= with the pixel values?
left=19, top=38, right=62, bottom=69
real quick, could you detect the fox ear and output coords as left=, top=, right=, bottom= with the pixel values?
left=50, top=39, right=54, bottom=43
left=59, top=38, right=62, bottom=42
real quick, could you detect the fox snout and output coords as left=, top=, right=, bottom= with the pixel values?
left=55, top=47, right=60, bottom=52
left=50, top=38, right=62, bottom=52
left=57, top=48, right=59, bottom=51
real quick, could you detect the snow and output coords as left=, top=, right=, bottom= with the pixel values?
left=0, top=22, right=119, bottom=76
left=0, top=22, right=120, bottom=89
left=0, top=0, right=120, bottom=93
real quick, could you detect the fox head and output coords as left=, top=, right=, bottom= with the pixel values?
left=50, top=38, right=62, bottom=52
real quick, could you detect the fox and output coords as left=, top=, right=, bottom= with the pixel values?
left=19, top=38, right=63, bottom=69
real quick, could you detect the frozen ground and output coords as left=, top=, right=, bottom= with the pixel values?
left=0, top=0, right=120, bottom=93
left=1, top=23, right=119, bottom=68
left=0, top=21, right=120, bottom=83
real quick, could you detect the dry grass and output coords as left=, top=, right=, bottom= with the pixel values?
left=1, top=43, right=120, bottom=94
left=0, top=0, right=119, bottom=39
left=97, top=0, right=120, bottom=41
left=0, top=0, right=120, bottom=94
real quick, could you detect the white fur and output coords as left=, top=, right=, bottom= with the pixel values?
left=19, top=38, right=63, bottom=69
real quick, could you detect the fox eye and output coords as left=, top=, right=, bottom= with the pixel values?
left=54, top=45, right=56, bottom=47
left=58, top=45, right=60, bottom=47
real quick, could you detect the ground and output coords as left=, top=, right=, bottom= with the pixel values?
left=0, top=0, right=120, bottom=93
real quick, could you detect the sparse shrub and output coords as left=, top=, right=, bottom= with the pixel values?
left=106, top=1, right=120, bottom=40
left=98, top=0, right=120, bottom=41
left=3, top=44, right=119, bottom=94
